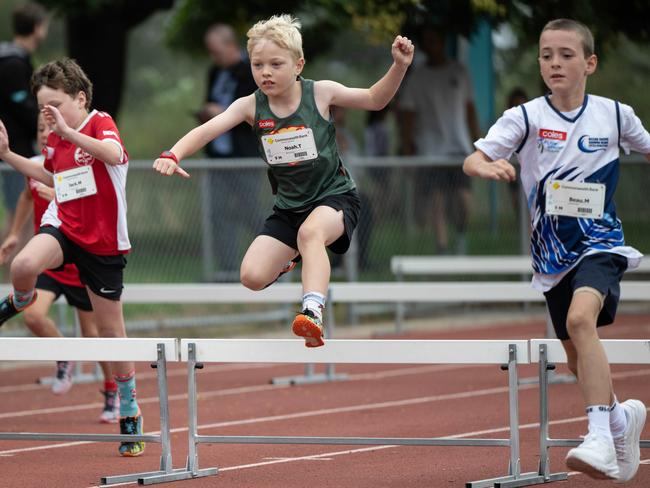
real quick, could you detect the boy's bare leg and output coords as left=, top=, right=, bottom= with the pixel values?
left=565, top=291, right=611, bottom=406
left=11, top=234, right=63, bottom=291
left=564, top=290, right=618, bottom=479
left=87, top=290, right=144, bottom=455
left=240, top=235, right=298, bottom=291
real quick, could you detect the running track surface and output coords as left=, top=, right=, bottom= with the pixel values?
left=0, top=314, right=648, bottom=488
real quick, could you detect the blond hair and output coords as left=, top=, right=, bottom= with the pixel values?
left=247, top=14, right=304, bottom=61
left=541, top=19, right=595, bottom=58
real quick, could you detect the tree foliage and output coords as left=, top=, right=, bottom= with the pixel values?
left=166, top=0, right=650, bottom=58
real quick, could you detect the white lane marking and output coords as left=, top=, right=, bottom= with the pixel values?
left=0, top=363, right=273, bottom=394
left=0, top=364, right=470, bottom=420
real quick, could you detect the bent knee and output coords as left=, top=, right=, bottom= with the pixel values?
left=565, top=310, right=596, bottom=338
left=240, top=266, right=270, bottom=291
left=10, top=254, right=41, bottom=280
left=297, top=224, right=325, bottom=246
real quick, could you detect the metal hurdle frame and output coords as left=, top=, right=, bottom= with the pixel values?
left=518, top=339, right=650, bottom=487
left=175, top=338, right=546, bottom=487
left=0, top=337, right=181, bottom=486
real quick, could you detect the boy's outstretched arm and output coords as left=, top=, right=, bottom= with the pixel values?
left=153, top=95, right=254, bottom=178
left=41, top=105, right=124, bottom=166
left=0, top=120, right=52, bottom=186
left=323, top=35, right=414, bottom=111
left=463, top=149, right=516, bottom=182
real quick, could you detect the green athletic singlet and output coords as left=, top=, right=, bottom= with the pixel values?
left=254, top=78, right=355, bottom=209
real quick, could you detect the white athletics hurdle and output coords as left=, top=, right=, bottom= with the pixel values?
left=175, top=338, right=539, bottom=488
left=390, top=255, right=650, bottom=333
left=523, top=339, right=650, bottom=487
left=0, top=337, right=181, bottom=486
left=120, top=282, right=650, bottom=386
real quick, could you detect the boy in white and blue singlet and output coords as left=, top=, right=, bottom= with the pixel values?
left=154, top=15, right=414, bottom=347
left=464, top=19, right=649, bottom=482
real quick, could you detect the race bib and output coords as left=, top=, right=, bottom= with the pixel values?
left=545, top=179, right=605, bottom=219
left=54, top=165, right=97, bottom=203
left=261, top=128, right=318, bottom=165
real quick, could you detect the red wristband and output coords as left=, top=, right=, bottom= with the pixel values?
left=159, top=150, right=179, bottom=164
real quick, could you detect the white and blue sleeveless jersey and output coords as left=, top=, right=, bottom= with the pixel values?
left=475, top=94, right=650, bottom=290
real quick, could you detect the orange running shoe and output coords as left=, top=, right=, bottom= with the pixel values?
left=292, top=309, right=325, bottom=347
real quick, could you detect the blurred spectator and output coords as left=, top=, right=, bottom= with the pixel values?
left=331, top=106, right=372, bottom=271
left=199, top=23, right=262, bottom=281
left=398, top=26, right=480, bottom=254
left=505, top=87, right=529, bottom=219
left=364, top=106, right=391, bottom=188
left=0, top=2, right=48, bottom=241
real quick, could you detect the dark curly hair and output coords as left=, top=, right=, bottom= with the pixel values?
left=31, top=58, right=93, bottom=110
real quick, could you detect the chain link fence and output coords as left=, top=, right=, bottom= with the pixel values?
left=0, top=156, right=648, bottom=334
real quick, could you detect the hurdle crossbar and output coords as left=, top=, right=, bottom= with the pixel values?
left=103, top=281, right=650, bottom=304
left=0, top=337, right=184, bottom=486
left=521, top=339, right=650, bottom=488
left=176, top=338, right=543, bottom=488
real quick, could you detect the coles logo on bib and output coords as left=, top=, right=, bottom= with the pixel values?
left=538, top=129, right=566, bottom=140
left=258, top=119, right=275, bottom=129
left=74, top=147, right=94, bottom=166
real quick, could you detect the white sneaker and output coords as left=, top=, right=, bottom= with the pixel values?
left=99, top=389, right=120, bottom=424
left=566, top=430, right=619, bottom=479
left=51, top=361, right=74, bottom=395
left=614, top=399, right=647, bottom=483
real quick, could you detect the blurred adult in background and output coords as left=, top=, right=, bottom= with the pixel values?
left=198, top=23, right=262, bottom=281
left=364, top=106, right=391, bottom=187
left=331, top=106, right=373, bottom=271
left=0, top=2, right=48, bottom=242
left=398, top=25, right=480, bottom=254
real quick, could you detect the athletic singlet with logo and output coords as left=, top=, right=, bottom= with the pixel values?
left=253, top=78, right=355, bottom=209
left=41, top=110, right=130, bottom=255
left=475, top=94, right=650, bottom=291
left=28, top=155, right=82, bottom=287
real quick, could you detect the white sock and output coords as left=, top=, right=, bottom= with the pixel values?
left=302, top=291, right=325, bottom=320
left=587, top=405, right=613, bottom=439
left=609, top=398, right=628, bottom=438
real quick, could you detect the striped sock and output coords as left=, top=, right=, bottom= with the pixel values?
left=302, top=291, right=325, bottom=320
left=115, top=371, right=139, bottom=417
left=13, top=289, right=35, bottom=309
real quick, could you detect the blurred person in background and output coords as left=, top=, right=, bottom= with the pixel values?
left=398, top=25, right=480, bottom=254
left=198, top=23, right=262, bottom=281
left=0, top=2, right=48, bottom=250
left=505, top=87, right=528, bottom=220
left=331, top=106, right=373, bottom=271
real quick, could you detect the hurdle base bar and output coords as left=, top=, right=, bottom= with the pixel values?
left=38, top=370, right=102, bottom=386
left=270, top=362, right=348, bottom=385
left=467, top=471, right=567, bottom=488
left=518, top=370, right=576, bottom=386
left=101, top=467, right=219, bottom=486
left=270, top=370, right=348, bottom=385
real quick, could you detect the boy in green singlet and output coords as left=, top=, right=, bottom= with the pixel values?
left=154, top=14, right=413, bottom=347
